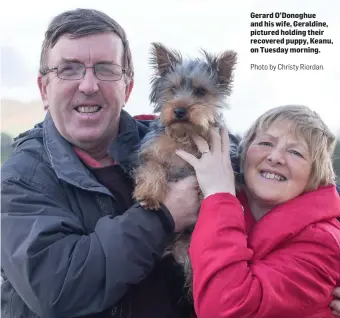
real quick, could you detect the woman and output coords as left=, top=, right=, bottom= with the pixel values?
left=176, top=105, right=340, bottom=317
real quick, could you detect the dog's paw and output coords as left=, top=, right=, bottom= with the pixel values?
left=139, top=199, right=161, bottom=211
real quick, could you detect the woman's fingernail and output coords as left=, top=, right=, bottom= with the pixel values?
left=334, top=291, right=340, bottom=297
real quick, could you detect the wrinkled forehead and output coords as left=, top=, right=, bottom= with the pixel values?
left=165, top=59, right=218, bottom=88
left=47, top=32, right=124, bottom=66
left=256, top=119, right=310, bottom=148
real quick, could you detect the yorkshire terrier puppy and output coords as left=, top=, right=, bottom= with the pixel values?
left=133, top=42, right=238, bottom=294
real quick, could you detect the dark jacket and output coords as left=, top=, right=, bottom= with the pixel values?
left=1, top=110, right=191, bottom=318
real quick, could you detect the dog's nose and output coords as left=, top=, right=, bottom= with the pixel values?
left=174, top=107, right=187, bottom=119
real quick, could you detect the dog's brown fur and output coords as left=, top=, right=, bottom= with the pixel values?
left=133, top=43, right=237, bottom=296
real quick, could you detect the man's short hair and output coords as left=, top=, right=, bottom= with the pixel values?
left=39, top=8, right=134, bottom=80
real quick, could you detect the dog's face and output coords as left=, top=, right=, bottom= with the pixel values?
left=149, top=43, right=237, bottom=133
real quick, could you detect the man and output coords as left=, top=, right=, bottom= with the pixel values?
left=1, top=8, right=199, bottom=318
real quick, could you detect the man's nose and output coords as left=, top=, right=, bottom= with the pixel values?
left=78, top=68, right=99, bottom=95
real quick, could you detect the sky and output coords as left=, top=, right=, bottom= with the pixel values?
left=1, top=0, right=340, bottom=136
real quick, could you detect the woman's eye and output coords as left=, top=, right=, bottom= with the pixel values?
left=258, top=141, right=272, bottom=146
left=289, top=150, right=303, bottom=158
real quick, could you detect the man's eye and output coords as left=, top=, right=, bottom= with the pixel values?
left=60, top=66, right=74, bottom=72
left=96, top=65, right=114, bottom=75
left=59, top=63, right=82, bottom=74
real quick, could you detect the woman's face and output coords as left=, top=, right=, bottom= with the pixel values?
left=244, top=121, right=313, bottom=210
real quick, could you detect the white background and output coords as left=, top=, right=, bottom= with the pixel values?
left=1, top=0, right=339, bottom=136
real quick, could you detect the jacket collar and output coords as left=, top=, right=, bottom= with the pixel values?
left=239, top=185, right=340, bottom=260
left=43, top=110, right=143, bottom=195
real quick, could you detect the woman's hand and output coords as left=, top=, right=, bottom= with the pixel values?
left=175, top=126, right=236, bottom=199
left=330, top=287, right=340, bottom=316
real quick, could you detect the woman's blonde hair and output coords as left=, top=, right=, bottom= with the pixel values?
left=239, top=105, right=336, bottom=191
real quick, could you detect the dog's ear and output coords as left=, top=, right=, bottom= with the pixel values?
left=216, top=51, right=237, bottom=84
left=150, top=42, right=182, bottom=75
left=202, top=50, right=237, bottom=85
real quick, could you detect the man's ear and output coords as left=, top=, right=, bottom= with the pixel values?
left=124, top=79, right=134, bottom=105
left=37, top=75, right=49, bottom=110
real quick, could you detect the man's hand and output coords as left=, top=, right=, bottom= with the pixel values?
left=163, top=175, right=200, bottom=232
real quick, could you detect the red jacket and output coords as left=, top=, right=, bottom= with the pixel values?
left=189, top=185, right=340, bottom=318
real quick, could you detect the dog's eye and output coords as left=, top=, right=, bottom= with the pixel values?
left=169, top=86, right=177, bottom=94
left=194, top=87, right=206, bottom=97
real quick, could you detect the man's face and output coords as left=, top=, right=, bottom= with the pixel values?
left=38, top=32, right=133, bottom=152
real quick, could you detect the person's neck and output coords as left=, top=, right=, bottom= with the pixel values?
left=86, top=147, right=113, bottom=166
left=244, top=190, right=272, bottom=221
left=76, top=128, right=118, bottom=167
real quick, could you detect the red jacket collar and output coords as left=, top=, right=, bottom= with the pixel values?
left=238, top=185, right=340, bottom=260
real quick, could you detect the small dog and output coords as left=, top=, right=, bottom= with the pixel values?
left=133, top=42, right=239, bottom=295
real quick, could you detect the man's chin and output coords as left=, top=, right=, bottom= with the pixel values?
left=65, top=130, right=104, bottom=146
